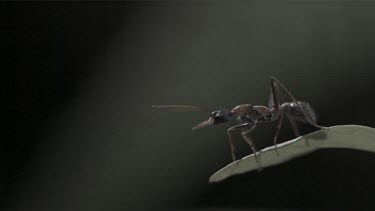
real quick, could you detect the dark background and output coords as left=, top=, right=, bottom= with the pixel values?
left=4, top=1, right=375, bottom=210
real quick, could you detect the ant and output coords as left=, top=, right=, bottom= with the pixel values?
left=153, top=77, right=324, bottom=164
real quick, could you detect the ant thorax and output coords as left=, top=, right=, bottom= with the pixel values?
left=252, top=105, right=273, bottom=121
left=230, top=104, right=252, bottom=117
left=231, top=104, right=274, bottom=123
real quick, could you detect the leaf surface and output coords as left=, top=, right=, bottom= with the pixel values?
left=209, top=125, right=375, bottom=183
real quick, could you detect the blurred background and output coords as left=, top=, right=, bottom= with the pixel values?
left=5, top=1, right=375, bottom=210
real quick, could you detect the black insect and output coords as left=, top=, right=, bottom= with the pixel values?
left=153, top=77, right=323, bottom=163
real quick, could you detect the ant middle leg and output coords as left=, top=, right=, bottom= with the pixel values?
left=273, top=110, right=285, bottom=155
left=241, top=127, right=262, bottom=170
left=240, top=123, right=259, bottom=163
left=227, top=123, right=251, bottom=162
left=286, top=114, right=301, bottom=138
left=286, top=114, right=314, bottom=147
left=241, top=133, right=258, bottom=161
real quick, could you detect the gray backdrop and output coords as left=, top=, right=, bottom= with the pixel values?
left=6, top=1, right=375, bottom=210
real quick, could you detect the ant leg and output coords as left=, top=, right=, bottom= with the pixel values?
left=227, top=132, right=237, bottom=162
left=240, top=123, right=258, bottom=161
left=268, top=80, right=286, bottom=155
left=241, top=132, right=258, bottom=161
left=286, top=114, right=309, bottom=146
left=242, top=134, right=262, bottom=171
left=273, top=111, right=285, bottom=155
left=286, top=114, right=301, bottom=137
left=287, top=114, right=312, bottom=147
left=241, top=127, right=262, bottom=170
left=227, top=123, right=250, bottom=162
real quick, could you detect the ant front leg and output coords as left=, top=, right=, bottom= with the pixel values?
left=227, top=123, right=251, bottom=162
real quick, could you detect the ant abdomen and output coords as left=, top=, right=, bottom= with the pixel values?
left=281, top=101, right=317, bottom=123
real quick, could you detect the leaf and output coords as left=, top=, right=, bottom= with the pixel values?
left=209, top=125, right=375, bottom=183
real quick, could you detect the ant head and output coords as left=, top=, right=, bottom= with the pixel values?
left=192, top=108, right=231, bottom=130
left=210, top=109, right=231, bottom=124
